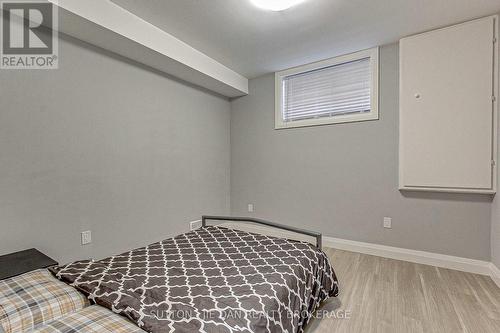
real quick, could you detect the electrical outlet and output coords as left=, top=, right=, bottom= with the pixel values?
left=190, top=220, right=202, bottom=230
left=247, top=204, right=254, bottom=212
left=383, top=217, right=392, bottom=229
left=81, top=230, right=92, bottom=245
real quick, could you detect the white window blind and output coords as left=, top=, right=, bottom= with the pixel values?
left=275, top=47, right=378, bottom=129
left=282, top=58, right=371, bottom=122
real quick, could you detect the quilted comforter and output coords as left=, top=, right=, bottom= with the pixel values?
left=51, top=226, right=338, bottom=333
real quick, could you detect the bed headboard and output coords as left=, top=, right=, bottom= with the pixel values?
left=201, top=215, right=322, bottom=249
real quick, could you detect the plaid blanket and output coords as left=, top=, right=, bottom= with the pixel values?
left=52, top=226, right=339, bottom=333
left=28, top=305, right=144, bottom=333
left=0, top=269, right=89, bottom=333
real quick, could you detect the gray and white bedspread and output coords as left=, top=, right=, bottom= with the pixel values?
left=50, top=226, right=339, bottom=333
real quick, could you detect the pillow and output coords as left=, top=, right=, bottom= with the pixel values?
left=28, top=306, right=145, bottom=333
left=0, top=269, right=89, bottom=333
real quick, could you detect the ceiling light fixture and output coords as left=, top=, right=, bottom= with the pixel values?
left=250, top=0, right=307, bottom=11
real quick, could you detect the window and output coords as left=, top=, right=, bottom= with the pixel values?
left=275, top=47, right=379, bottom=129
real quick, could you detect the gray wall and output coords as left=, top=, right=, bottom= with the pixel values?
left=0, top=35, right=231, bottom=264
left=0, top=36, right=496, bottom=264
left=230, top=43, right=492, bottom=260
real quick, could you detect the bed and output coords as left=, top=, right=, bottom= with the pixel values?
left=1, top=216, right=339, bottom=333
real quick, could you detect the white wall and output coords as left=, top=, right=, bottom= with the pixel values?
left=491, top=17, right=500, bottom=269
left=0, top=34, right=231, bottom=264
left=493, top=198, right=500, bottom=267
left=230, top=44, right=492, bottom=260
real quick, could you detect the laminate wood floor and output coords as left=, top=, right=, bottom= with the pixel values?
left=307, top=248, right=500, bottom=333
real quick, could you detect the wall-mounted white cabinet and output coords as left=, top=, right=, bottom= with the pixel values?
left=399, top=16, right=498, bottom=194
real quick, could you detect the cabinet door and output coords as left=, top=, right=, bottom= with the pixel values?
left=399, top=16, right=496, bottom=193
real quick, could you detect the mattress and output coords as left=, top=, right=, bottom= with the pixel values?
left=51, top=226, right=339, bottom=333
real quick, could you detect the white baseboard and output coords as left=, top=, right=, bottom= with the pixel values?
left=490, top=263, right=500, bottom=288
left=322, top=236, right=492, bottom=276
left=219, top=222, right=500, bottom=288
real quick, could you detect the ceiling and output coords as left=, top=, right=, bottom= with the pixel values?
left=111, top=0, right=500, bottom=79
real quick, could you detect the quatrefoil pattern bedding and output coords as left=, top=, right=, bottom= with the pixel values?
left=51, top=226, right=339, bottom=333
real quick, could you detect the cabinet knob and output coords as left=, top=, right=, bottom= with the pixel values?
left=414, top=93, right=421, bottom=99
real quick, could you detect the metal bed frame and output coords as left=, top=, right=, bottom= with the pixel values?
left=201, top=215, right=322, bottom=249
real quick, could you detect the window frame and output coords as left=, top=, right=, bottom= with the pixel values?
left=274, top=47, right=379, bottom=129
